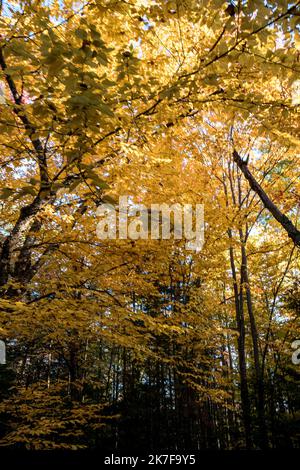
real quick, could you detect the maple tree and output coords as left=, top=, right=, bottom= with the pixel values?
left=0, top=0, right=299, bottom=451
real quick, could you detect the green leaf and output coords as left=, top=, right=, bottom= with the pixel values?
left=68, top=179, right=82, bottom=192
left=96, top=52, right=108, bottom=66
left=86, top=170, right=110, bottom=189
left=75, top=29, right=88, bottom=40
left=0, top=187, right=14, bottom=200
left=98, top=103, right=114, bottom=117
left=29, top=178, right=39, bottom=186
left=102, top=195, right=117, bottom=205
left=13, top=186, right=37, bottom=200
left=101, top=79, right=116, bottom=87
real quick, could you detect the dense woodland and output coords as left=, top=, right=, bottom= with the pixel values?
left=0, top=0, right=299, bottom=451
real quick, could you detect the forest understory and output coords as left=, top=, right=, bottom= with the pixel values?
left=0, top=0, right=299, bottom=452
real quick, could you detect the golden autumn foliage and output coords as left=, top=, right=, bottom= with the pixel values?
left=0, top=0, right=299, bottom=451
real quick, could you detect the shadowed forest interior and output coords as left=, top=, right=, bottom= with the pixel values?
left=0, top=0, right=299, bottom=451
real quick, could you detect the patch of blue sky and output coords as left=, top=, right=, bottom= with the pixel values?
left=53, top=191, right=82, bottom=210
left=5, top=157, right=36, bottom=179
left=0, top=226, right=10, bottom=236
left=1, top=0, right=21, bottom=18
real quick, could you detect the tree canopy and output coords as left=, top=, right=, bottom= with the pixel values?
left=0, top=0, right=299, bottom=451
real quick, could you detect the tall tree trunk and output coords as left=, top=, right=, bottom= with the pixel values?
left=239, top=234, right=268, bottom=448
left=237, top=169, right=268, bottom=449
left=228, top=228, right=253, bottom=448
